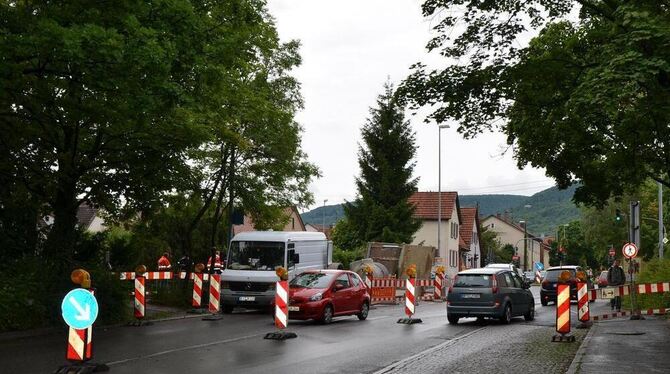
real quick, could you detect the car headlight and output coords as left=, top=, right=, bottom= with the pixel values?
left=309, top=293, right=323, bottom=301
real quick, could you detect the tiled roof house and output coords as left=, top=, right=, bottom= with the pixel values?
left=408, top=191, right=462, bottom=281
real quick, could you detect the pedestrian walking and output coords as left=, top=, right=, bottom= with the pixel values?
left=607, top=259, right=625, bottom=311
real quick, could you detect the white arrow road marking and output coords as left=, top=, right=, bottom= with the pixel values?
left=69, top=296, right=91, bottom=321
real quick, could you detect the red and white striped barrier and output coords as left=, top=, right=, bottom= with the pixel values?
left=275, top=280, right=289, bottom=329
left=134, top=275, right=145, bottom=319
left=589, top=285, right=629, bottom=301
left=192, top=273, right=204, bottom=308
left=592, top=308, right=669, bottom=321
left=535, top=270, right=542, bottom=284
left=555, top=284, right=571, bottom=335
left=637, top=282, right=670, bottom=294
left=577, top=282, right=590, bottom=323
left=365, top=273, right=373, bottom=290
left=119, top=271, right=210, bottom=281
left=405, top=278, right=416, bottom=317
left=208, top=274, right=221, bottom=314
left=434, top=273, right=443, bottom=300
left=66, top=327, right=92, bottom=362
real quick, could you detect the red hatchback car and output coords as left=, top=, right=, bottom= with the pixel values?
left=288, top=270, right=370, bottom=324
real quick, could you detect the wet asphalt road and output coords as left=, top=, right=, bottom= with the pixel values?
left=1, top=286, right=613, bottom=374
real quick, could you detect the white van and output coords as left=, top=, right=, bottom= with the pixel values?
left=220, top=231, right=332, bottom=313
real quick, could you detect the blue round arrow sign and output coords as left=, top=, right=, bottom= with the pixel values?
left=61, top=288, right=99, bottom=329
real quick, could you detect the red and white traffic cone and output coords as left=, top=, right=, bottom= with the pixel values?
left=202, top=274, right=223, bottom=320
left=265, top=269, right=297, bottom=340
left=66, top=327, right=92, bottom=362
left=193, top=272, right=203, bottom=308
left=134, top=275, right=145, bottom=320
left=434, top=272, right=444, bottom=301
left=552, top=283, right=575, bottom=342
left=274, top=280, right=288, bottom=330
left=398, top=276, right=422, bottom=324
left=577, top=281, right=591, bottom=328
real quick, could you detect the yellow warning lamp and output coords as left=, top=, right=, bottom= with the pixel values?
left=135, top=264, right=147, bottom=274
left=194, top=263, right=205, bottom=273
left=71, top=269, right=91, bottom=289
left=405, top=264, right=417, bottom=278
left=362, top=264, right=374, bottom=276
left=576, top=271, right=587, bottom=282
left=275, top=266, right=288, bottom=281
left=557, top=270, right=572, bottom=284
left=435, top=265, right=446, bottom=276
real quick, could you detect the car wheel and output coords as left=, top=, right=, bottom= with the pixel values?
left=540, top=298, right=548, bottom=306
left=222, top=305, right=234, bottom=314
left=357, top=302, right=369, bottom=321
left=500, top=304, right=512, bottom=324
left=524, top=303, right=535, bottom=321
left=321, top=304, right=334, bottom=324
left=447, top=315, right=459, bottom=324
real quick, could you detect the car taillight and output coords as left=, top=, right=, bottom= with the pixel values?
left=492, top=276, right=498, bottom=294
left=542, top=280, right=549, bottom=288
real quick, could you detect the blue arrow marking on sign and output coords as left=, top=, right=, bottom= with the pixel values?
left=61, top=288, right=98, bottom=329
left=534, top=262, right=544, bottom=271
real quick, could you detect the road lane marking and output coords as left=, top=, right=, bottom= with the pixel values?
left=106, top=332, right=265, bottom=366
left=372, top=326, right=488, bottom=374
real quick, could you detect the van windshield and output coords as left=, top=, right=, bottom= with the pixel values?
left=227, top=241, right=284, bottom=271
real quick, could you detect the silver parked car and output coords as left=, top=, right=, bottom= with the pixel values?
left=447, top=268, right=535, bottom=324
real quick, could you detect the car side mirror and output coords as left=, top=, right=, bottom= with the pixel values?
left=333, top=283, right=344, bottom=292
left=292, top=252, right=300, bottom=264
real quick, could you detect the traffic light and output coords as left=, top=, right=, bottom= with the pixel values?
left=615, top=209, right=623, bottom=222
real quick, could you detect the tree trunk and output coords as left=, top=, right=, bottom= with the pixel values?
left=44, top=178, right=79, bottom=271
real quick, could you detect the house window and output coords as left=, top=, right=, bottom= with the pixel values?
left=449, top=250, right=458, bottom=268
left=450, top=223, right=459, bottom=239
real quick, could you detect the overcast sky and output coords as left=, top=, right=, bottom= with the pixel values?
left=266, top=0, right=556, bottom=212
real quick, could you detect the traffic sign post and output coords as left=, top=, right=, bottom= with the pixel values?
left=55, top=269, right=109, bottom=374
left=621, top=243, right=643, bottom=320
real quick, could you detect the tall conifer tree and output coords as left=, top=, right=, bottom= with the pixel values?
left=342, top=83, right=421, bottom=246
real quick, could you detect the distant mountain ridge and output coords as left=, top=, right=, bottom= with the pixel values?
left=301, top=185, right=580, bottom=236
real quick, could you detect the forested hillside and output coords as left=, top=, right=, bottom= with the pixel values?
left=301, top=185, right=580, bottom=235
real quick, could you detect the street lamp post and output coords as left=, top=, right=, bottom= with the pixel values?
left=519, top=221, right=528, bottom=271
left=322, top=199, right=328, bottom=234
left=437, top=124, right=449, bottom=261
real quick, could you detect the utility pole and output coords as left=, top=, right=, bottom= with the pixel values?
left=659, top=182, right=664, bottom=259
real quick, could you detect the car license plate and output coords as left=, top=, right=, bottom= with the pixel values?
left=238, top=296, right=255, bottom=301
left=462, top=294, right=480, bottom=299
left=288, top=306, right=299, bottom=312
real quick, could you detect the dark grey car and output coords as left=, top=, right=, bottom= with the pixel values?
left=446, top=268, right=535, bottom=324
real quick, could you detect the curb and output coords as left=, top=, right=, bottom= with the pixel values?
left=565, top=323, right=596, bottom=374
left=0, top=309, right=200, bottom=342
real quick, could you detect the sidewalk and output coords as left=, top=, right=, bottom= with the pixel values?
left=569, top=316, right=670, bottom=373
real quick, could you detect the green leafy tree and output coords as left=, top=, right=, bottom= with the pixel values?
left=400, top=1, right=670, bottom=206
left=479, top=225, right=501, bottom=265
left=341, top=83, right=421, bottom=246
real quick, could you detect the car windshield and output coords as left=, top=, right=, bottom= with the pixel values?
left=454, top=274, right=491, bottom=287
left=227, top=241, right=284, bottom=271
left=544, top=269, right=576, bottom=281
left=290, top=273, right=335, bottom=289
